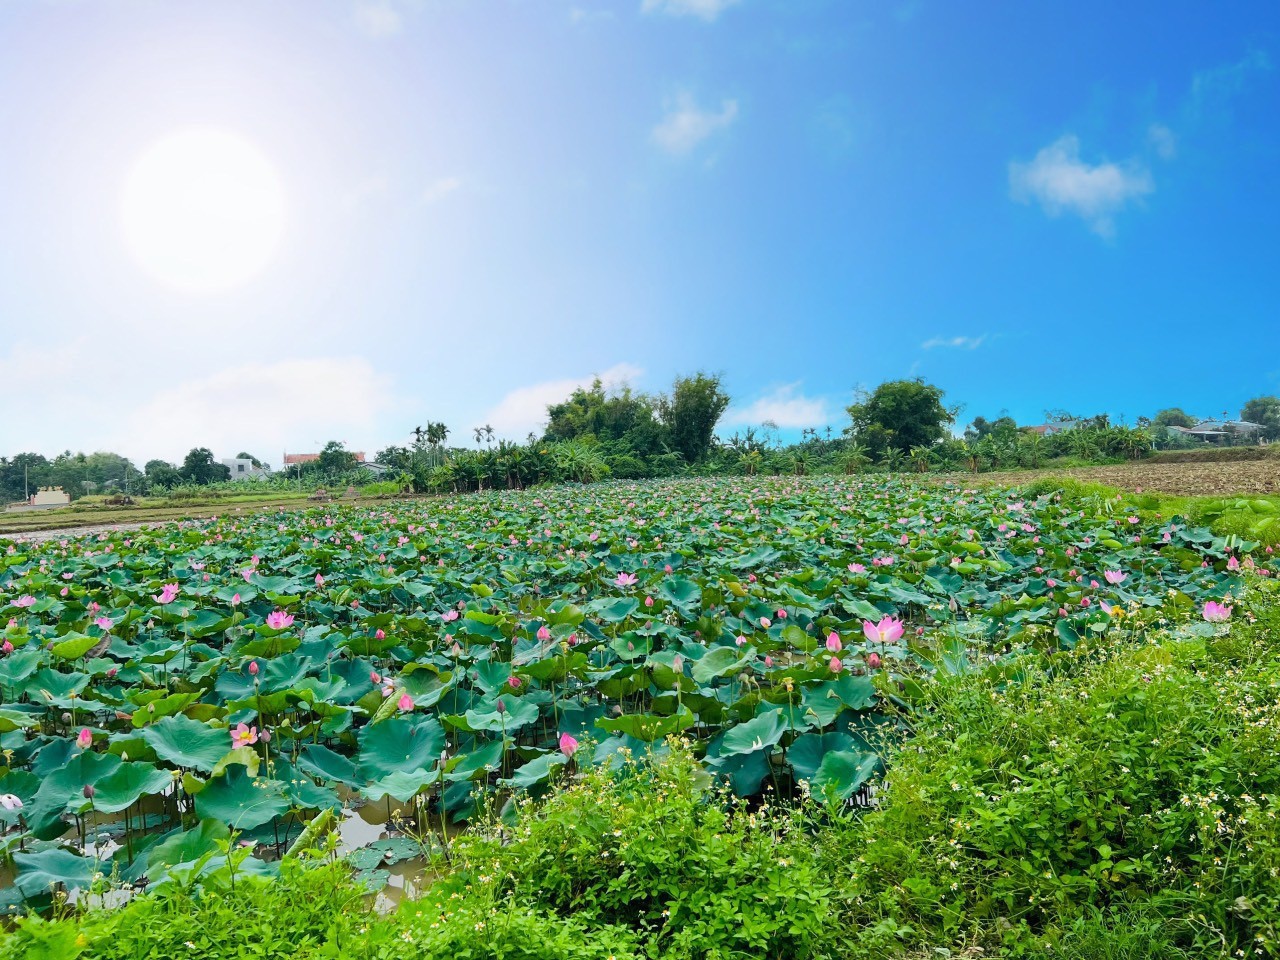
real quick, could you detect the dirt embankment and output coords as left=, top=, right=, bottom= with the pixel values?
left=953, top=459, right=1280, bottom=496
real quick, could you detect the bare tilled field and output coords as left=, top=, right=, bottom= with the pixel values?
left=957, top=458, right=1280, bottom=496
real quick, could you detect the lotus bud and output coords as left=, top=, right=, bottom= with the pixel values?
left=867, top=652, right=881, bottom=669
left=83, top=784, right=95, bottom=799
left=248, top=660, right=259, bottom=676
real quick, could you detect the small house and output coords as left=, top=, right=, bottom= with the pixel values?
left=221, top=458, right=270, bottom=479
left=1184, top=419, right=1264, bottom=445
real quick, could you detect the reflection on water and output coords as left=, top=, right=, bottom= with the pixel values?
left=5, top=792, right=456, bottom=913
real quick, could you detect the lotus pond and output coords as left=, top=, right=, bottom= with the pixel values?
left=0, top=476, right=1267, bottom=909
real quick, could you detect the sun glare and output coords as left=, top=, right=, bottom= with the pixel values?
left=120, top=128, right=285, bottom=294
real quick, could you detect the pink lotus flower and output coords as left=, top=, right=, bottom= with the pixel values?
left=825, top=633, right=842, bottom=653
left=375, top=629, right=386, bottom=640
left=248, top=660, right=260, bottom=676
left=231, top=593, right=241, bottom=606
left=559, top=733, right=579, bottom=756
left=1103, top=570, right=1126, bottom=585
left=94, top=617, right=113, bottom=631
left=12, top=596, right=35, bottom=609
left=759, top=617, right=771, bottom=629
left=507, top=675, right=522, bottom=689
left=615, top=572, right=638, bottom=587
left=153, top=583, right=180, bottom=605
left=397, top=693, right=414, bottom=712
left=1227, top=556, right=1241, bottom=571
left=230, top=723, right=258, bottom=747
left=1202, top=600, right=1233, bottom=623
left=0, top=641, right=12, bottom=655
left=266, top=610, right=294, bottom=630
left=537, top=625, right=552, bottom=641
left=315, top=573, right=325, bottom=587
left=867, top=652, right=881, bottom=669
left=370, top=671, right=382, bottom=684
left=644, top=596, right=654, bottom=607
left=0, top=794, right=22, bottom=812
left=828, top=656, right=843, bottom=673
left=847, top=562, right=866, bottom=574
left=76, top=728, right=92, bottom=750
left=862, top=616, right=905, bottom=645
left=441, top=610, right=459, bottom=622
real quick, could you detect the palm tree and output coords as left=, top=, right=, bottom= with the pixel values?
left=1020, top=431, right=1046, bottom=468
left=883, top=448, right=905, bottom=473
left=909, top=445, right=933, bottom=473
left=840, top=443, right=870, bottom=475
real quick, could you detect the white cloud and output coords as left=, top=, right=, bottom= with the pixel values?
left=724, top=383, right=831, bottom=429
left=423, top=176, right=462, bottom=204
left=922, top=335, right=986, bottom=350
left=1009, top=135, right=1153, bottom=236
left=652, top=94, right=738, bottom=155
left=353, top=1, right=402, bottom=38
left=117, top=358, right=393, bottom=465
left=1189, top=50, right=1271, bottom=115
left=1147, top=123, right=1177, bottom=160
left=641, top=0, right=741, bottom=21
left=483, top=363, right=644, bottom=438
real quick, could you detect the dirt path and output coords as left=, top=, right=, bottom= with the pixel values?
left=947, top=459, right=1280, bottom=496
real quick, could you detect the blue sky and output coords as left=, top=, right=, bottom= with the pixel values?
left=0, top=0, right=1276, bottom=464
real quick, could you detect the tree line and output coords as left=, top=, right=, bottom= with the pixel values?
left=4, top=378, right=1278, bottom=503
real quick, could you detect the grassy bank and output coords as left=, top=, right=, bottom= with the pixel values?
left=0, top=491, right=421, bottom=537
left=5, top=579, right=1276, bottom=957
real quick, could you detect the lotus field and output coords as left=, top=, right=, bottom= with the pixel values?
left=0, top=477, right=1268, bottom=906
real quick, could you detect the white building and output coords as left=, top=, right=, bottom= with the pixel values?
left=221, top=458, right=270, bottom=479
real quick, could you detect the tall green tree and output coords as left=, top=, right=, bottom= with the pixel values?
left=846, top=379, right=955, bottom=457
left=316, top=441, right=358, bottom=475
left=1241, top=396, right=1280, bottom=440
left=658, top=373, right=730, bottom=464
left=1153, top=408, right=1197, bottom=429
left=180, top=448, right=230, bottom=485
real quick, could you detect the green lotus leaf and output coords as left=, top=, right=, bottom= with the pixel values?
left=691, top=646, right=743, bottom=685
left=89, top=761, right=175, bottom=814
left=812, top=749, right=880, bottom=803
left=444, top=740, right=505, bottom=782
left=502, top=751, right=566, bottom=789
left=719, top=710, right=787, bottom=757
left=463, top=695, right=540, bottom=733
left=194, top=764, right=290, bottom=829
left=356, top=715, right=446, bottom=779
left=14, top=848, right=98, bottom=897
left=298, top=743, right=360, bottom=786
left=786, top=731, right=856, bottom=783
left=361, top=768, right=440, bottom=803
left=141, top=715, right=233, bottom=773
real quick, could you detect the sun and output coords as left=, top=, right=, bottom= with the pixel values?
left=121, top=128, right=285, bottom=294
